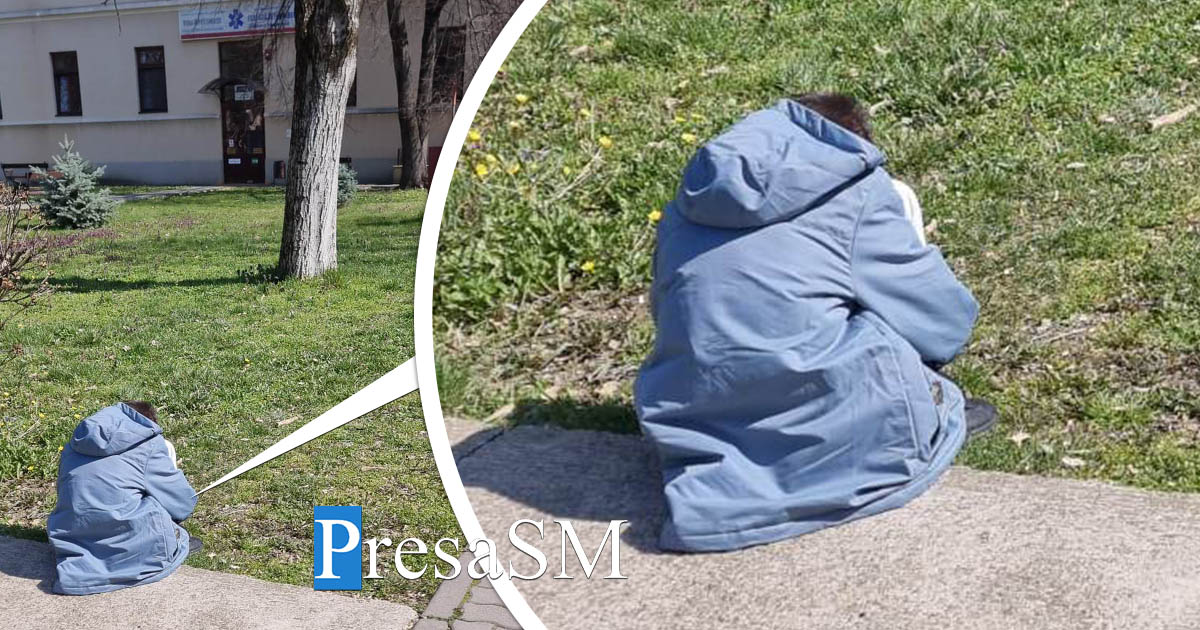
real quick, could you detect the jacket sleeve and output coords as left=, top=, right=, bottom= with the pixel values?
left=850, top=184, right=979, bottom=365
left=143, top=438, right=197, bottom=523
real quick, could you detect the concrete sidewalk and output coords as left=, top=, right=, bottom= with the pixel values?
left=0, top=536, right=417, bottom=630
left=448, top=419, right=1200, bottom=630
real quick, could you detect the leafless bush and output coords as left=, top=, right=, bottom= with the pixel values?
left=1, top=185, right=54, bottom=333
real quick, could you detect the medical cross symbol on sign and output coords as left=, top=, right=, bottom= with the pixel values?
left=228, top=9, right=244, bottom=29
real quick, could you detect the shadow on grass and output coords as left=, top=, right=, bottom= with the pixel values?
left=0, top=523, right=47, bottom=543
left=456, top=397, right=674, bottom=554
left=507, top=397, right=640, bottom=434
left=51, top=276, right=245, bottom=293
left=352, top=214, right=423, bottom=228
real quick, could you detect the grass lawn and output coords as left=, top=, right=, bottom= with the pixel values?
left=0, top=188, right=457, bottom=610
left=435, top=0, right=1200, bottom=491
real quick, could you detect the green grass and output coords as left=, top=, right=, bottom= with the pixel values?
left=0, top=189, right=457, bottom=609
left=434, top=0, right=1200, bottom=492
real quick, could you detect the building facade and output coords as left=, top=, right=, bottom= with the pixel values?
left=0, top=0, right=493, bottom=185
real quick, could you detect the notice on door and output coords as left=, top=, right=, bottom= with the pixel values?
left=228, top=158, right=242, bottom=165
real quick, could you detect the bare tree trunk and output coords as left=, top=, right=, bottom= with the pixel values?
left=387, top=0, right=425, bottom=189
left=387, top=0, right=449, bottom=189
left=279, top=0, right=363, bottom=279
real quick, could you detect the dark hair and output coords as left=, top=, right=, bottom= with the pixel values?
left=794, top=92, right=873, bottom=142
left=123, top=400, right=158, bottom=423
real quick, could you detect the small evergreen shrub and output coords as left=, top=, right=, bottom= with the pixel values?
left=31, top=136, right=118, bottom=229
left=337, top=163, right=358, bottom=207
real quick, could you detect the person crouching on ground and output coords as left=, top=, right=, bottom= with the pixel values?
left=47, top=401, right=201, bottom=594
left=634, top=93, right=995, bottom=553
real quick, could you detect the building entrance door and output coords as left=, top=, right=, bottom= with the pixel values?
left=218, top=40, right=266, bottom=184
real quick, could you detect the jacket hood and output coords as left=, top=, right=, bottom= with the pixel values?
left=675, top=99, right=886, bottom=229
left=69, top=403, right=161, bottom=457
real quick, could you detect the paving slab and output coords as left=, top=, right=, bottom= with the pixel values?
left=0, top=536, right=418, bottom=630
left=460, top=600, right=521, bottom=628
left=424, top=552, right=476, bottom=619
left=448, top=418, right=1200, bottom=630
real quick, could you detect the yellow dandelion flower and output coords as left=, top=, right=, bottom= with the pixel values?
left=673, top=115, right=686, bottom=124
left=562, top=166, right=573, bottom=176
left=38, top=413, right=45, bottom=419
left=506, top=163, right=521, bottom=175
left=579, top=108, right=592, bottom=118
left=485, top=153, right=499, bottom=165
left=598, top=136, right=614, bottom=149
left=647, top=209, right=663, bottom=223
left=27, top=465, right=34, bottom=471
left=681, top=133, right=698, bottom=144
left=690, top=113, right=706, bottom=121
left=515, top=93, right=530, bottom=105
left=59, top=445, right=64, bottom=452
left=581, top=260, right=596, bottom=273
left=475, top=163, right=490, bottom=178
left=73, top=414, right=81, bottom=419
left=468, top=129, right=482, bottom=142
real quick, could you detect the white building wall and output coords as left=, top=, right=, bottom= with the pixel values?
left=0, top=0, right=484, bottom=185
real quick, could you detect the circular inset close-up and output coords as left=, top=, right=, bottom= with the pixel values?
left=416, top=1, right=1200, bottom=628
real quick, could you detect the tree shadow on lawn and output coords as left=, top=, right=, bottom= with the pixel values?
left=455, top=398, right=677, bottom=554
left=352, top=214, right=423, bottom=228
left=51, top=275, right=245, bottom=293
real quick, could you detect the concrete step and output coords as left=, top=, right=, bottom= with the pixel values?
left=0, top=536, right=417, bottom=630
left=448, top=418, right=1200, bottom=630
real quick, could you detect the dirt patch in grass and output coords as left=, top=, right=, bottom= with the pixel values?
left=439, top=290, right=650, bottom=422
left=0, top=478, right=54, bottom=534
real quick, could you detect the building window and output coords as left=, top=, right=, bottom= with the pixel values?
left=51, top=51, right=82, bottom=116
left=136, top=46, right=168, bottom=113
left=432, top=27, right=466, bottom=105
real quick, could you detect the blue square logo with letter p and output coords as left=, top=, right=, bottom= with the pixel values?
left=313, top=506, right=362, bottom=590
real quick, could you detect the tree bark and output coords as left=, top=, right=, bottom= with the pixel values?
left=387, top=0, right=450, bottom=189
left=278, top=0, right=362, bottom=279
left=387, top=0, right=424, bottom=189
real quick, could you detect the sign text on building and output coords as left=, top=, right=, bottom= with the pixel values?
left=179, top=2, right=295, bottom=41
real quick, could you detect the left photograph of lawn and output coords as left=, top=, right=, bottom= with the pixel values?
left=0, top=1, right=521, bottom=627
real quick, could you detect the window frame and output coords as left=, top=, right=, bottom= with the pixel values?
left=135, top=45, right=169, bottom=114
left=50, top=51, right=82, bottom=117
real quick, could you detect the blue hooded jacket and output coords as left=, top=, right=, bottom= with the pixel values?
left=47, top=403, right=197, bottom=594
left=634, top=100, right=979, bottom=552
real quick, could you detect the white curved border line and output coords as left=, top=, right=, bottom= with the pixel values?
left=414, top=2, right=550, bottom=629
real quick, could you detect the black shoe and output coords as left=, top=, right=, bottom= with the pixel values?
left=187, top=535, right=204, bottom=557
left=965, top=399, right=998, bottom=438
